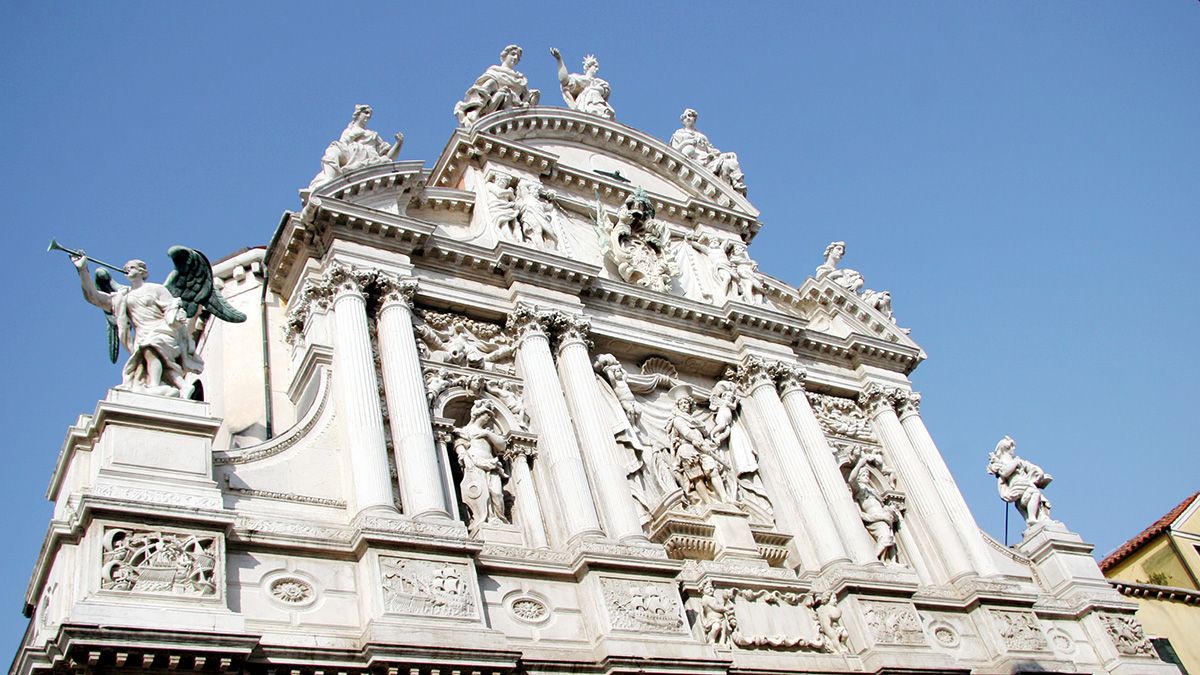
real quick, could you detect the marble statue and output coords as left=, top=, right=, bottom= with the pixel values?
left=594, top=354, right=642, bottom=426
left=454, top=45, right=541, bottom=126
left=550, top=48, right=615, bottom=119
left=815, top=241, right=865, bottom=293
left=594, top=187, right=677, bottom=292
left=484, top=380, right=528, bottom=429
left=812, top=592, right=850, bottom=653
left=666, top=394, right=730, bottom=506
left=707, top=378, right=738, bottom=446
left=485, top=173, right=521, bottom=241
left=307, top=105, right=403, bottom=191
left=848, top=452, right=902, bottom=563
left=670, top=109, right=746, bottom=196
left=698, top=580, right=737, bottom=645
left=515, top=178, right=561, bottom=250
left=68, top=247, right=245, bottom=398
left=414, top=312, right=516, bottom=373
left=453, top=400, right=509, bottom=530
left=685, top=234, right=764, bottom=304
left=987, top=436, right=1053, bottom=527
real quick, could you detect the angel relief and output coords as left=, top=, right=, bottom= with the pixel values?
left=55, top=240, right=246, bottom=398
left=592, top=356, right=772, bottom=524
left=413, top=309, right=515, bottom=374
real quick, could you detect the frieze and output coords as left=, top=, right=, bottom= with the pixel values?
left=992, top=610, right=1047, bottom=651
left=600, top=577, right=685, bottom=633
left=222, top=481, right=346, bottom=509
left=89, top=484, right=223, bottom=511
left=806, top=391, right=876, bottom=442
left=379, top=556, right=477, bottom=619
left=235, top=517, right=353, bottom=543
left=1099, top=614, right=1154, bottom=656
left=680, top=559, right=799, bottom=582
left=479, top=544, right=571, bottom=563
left=100, top=527, right=219, bottom=598
left=861, top=600, right=925, bottom=645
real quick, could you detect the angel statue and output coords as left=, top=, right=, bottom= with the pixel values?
left=987, top=436, right=1053, bottom=528
left=61, top=243, right=246, bottom=398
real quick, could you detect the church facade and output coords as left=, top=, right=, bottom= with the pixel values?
left=12, top=48, right=1175, bottom=675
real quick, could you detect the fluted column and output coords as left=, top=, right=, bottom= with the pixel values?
left=553, top=314, right=648, bottom=543
left=773, top=364, right=878, bottom=565
left=507, top=434, right=549, bottom=550
left=375, top=275, right=450, bottom=520
left=860, top=383, right=974, bottom=580
left=895, top=393, right=998, bottom=575
left=738, top=357, right=848, bottom=569
left=507, top=304, right=604, bottom=542
left=328, top=265, right=396, bottom=516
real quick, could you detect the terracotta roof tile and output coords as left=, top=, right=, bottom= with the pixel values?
left=1100, top=492, right=1199, bottom=572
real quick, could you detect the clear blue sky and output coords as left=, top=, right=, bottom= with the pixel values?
left=2, top=1, right=1197, bottom=654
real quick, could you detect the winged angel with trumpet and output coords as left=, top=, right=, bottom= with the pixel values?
left=55, top=240, right=246, bottom=398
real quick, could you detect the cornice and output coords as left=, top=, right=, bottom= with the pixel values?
left=303, top=159, right=427, bottom=202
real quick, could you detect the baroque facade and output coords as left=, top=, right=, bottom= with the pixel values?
left=14, top=47, right=1175, bottom=675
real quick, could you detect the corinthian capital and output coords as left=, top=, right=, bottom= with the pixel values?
left=771, top=362, right=808, bottom=395
left=551, top=313, right=592, bottom=352
left=735, top=355, right=777, bottom=393
left=506, top=303, right=555, bottom=342
left=326, top=262, right=374, bottom=299
left=858, top=382, right=894, bottom=417
left=893, top=391, right=922, bottom=418
left=374, top=274, right=418, bottom=311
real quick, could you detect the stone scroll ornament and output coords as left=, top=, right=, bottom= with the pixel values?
left=454, top=45, right=540, bottom=126
left=592, top=187, right=678, bottom=293
left=986, top=436, right=1053, bottom=528
left=814, top=241, right=899, bottom=326
left=54, top=240, right=246, bottom=398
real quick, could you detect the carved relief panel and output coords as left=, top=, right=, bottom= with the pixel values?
left=99, top=526, right=221, bottom=599
left=378, top=555, right=479, bottom=620
left=599, top=576, right=686, bottom=634
left=860, top=600, right=926, bottom=646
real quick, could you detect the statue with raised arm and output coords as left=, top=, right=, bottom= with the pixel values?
left=670, top=109, right=746, bottom=196
left=307, top=105, right=403, bottom=191
left=848, top=453, right=902, bottom=563
left=987, top=436, right=1053, bottom=527
left=594, top=353, right=641, bottom=426
left=453, top=400, right=510, bottom=530
left=550, top=48, right=615, bottom=119
left=63, top=244, right=246, bottom=398
left=454, top=45, right=541, bottom=126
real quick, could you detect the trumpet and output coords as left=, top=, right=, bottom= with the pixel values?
left=47, top=238, right=124, bottom=273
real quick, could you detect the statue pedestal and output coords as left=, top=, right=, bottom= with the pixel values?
left=1015, top=520, right=1118, bottom=599
left=474, top=521, right=526, bottom=546
left=707, top=504, right=769, bottom=567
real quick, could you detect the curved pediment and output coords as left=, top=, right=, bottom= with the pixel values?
left=427, top=108, right=761, bottom=233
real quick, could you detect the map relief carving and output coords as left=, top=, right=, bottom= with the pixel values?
left=101, top=528, right=218, bottom=597
left=380, top=556, right=477, bottom=619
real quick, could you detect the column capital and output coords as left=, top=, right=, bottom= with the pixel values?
left=735, top=355, right=777, bottom=394
left=375, top=274, right=418, bottom=312
left=858, top=382, right=895, bottom=418
left=504, top=431, right=539, bottom=461
left=551, top=312, right=592, bottom=353
left=506, top=303, right=556, bottom=342
left=326, top=262, right=373, bottom=300
left=894, top=391, right=922, bottom=419
left=771, top=362, right=809, bottom=395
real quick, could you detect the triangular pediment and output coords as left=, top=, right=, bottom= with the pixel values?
left=788, top=277, right=925, bottom=360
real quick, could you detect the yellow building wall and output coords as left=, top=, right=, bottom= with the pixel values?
left=1107, top=535, right=1196, bottom=590
left=1124, top=595, right=1200, bottom=675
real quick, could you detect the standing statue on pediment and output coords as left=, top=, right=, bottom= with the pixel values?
left=515, top=178, right=562, bottom=250
left=550, top=48, right=615, bottom=119
left=816, top=241, right=902, bottom=327
left=987, top=436, right=1053, bottom=527
left=685, top=234, right=764, bottom=304
left=453, top=400, right=510, bottom=530
left=593, top=187, right=678, bottom=292
left=666, top=395, right=731, bottom=506
left=670, top=109, right=746, bottom=196
left=307, top=105, right=403, bottom=191
left=454, top=45, right=541, bottom=126
left=485, top=173, right=521, bottom=241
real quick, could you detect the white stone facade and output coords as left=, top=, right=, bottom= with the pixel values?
left=13, top=97, right=1174, bottom=675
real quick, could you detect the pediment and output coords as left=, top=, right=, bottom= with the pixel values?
left=789, top=277, right=925, bottom=358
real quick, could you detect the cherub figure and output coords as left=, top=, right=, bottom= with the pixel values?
left=485, top=173, right=521, bottom=241
left=698, top=580, right=736, bottom=645
left=707, top=377, right=738, bottom=446
left=594, top=353, right=641, bottom=426
left=65, top=245, right=245, bottom=397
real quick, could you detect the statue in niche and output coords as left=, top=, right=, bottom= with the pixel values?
left=666, top=394, right=731, bottom=505
left=847, top=444, right=895, bottom=488
left=64, top=245, right=246, bottom=398
left=698, top=580, right=737, bottom=645
left=848, top=451, right=903, bottom=563
left=307, top=105, right=403, bottom=191
left=987, top=436, right=1053, bottom=527
left=454, top=45, right=541, bottom=126
left=453, top=400, right=510, bottom=530
left=550, top=48, right=615, bottom=119
left=593, top=187, right=677, bottom=293
left=414, top=311, right=516, bottom=373
left=594, top=354, right=642, bottom=426
left=685, top=233, right=764, bottom=304
left=514, top=178, right=561, bottom=250
left=816, top=241, right=901, bottom=327
left=485, top=173, right=521, bottom=241
left=670, top=109, right=747, bottom=196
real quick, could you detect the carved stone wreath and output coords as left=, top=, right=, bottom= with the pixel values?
left=507, top=595, right=550, bottom=625
left=269, top=577, right=316, bottom=606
